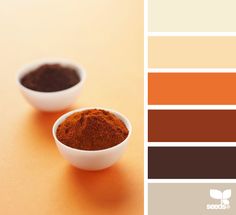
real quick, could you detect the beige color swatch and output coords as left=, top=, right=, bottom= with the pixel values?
left=148, top=0, right=236, bottom=32
left=149, top=37, right=236, bottom=68
left=149, top=183, right=235, bottom=215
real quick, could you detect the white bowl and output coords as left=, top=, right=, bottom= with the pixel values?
left=52, top=108, right=132, bottom=171
left=16, top=59, right=86, bottom=112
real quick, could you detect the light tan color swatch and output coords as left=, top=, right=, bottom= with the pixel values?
left=149, top=37, right=236, bottom=68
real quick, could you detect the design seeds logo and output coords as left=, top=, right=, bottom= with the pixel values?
left=206, top=189, right=231, bottom=210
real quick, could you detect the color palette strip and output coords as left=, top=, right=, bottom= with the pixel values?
left=148, top=73, right=236, bottom=105
left=148, top=37, right=236, bottom=68
left=148, top=147, right=236, bottom=179
left=148, top=110, right=236, bottom=142
left=149, top=184, right=235, bottom=214
left=148, top=0, right=236, bottom=32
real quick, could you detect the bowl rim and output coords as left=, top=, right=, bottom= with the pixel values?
left=52, top=107, right=132, bottom=153
left=16, top=58, right=86, bottom=95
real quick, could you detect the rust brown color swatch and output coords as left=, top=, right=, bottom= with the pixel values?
left=148, top=147, right=236, bottom=179
left=148, top=110, right=236, bottom=142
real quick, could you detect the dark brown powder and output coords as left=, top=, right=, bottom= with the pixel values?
left=56, top=109, right=129, bottom=150
left=20, top=64, right=80, bottom=92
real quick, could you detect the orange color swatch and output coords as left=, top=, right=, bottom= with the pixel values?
left=149, top=73, right=236, bottom=104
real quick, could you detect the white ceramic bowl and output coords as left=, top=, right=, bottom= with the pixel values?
left=16, top=59, right=86, bottom=112
left=52, top=108, right=132, bottom=171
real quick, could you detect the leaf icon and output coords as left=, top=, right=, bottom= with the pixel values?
left=210, top=189, right=222, bottom=200
left=223, top=189, right=231, bottom=200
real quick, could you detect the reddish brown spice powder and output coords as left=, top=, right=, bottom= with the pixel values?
left=56, top=109, right=129, bottom=150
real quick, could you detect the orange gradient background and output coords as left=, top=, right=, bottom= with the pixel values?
left=0, top=1, right=143, bottom=214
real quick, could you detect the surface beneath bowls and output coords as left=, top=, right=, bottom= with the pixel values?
left=0, top=1, right=143, bottom=215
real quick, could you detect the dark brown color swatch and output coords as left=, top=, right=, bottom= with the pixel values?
left=148, top=110, right=236, bottom=142
left=148, top=147, right=236, bottom=179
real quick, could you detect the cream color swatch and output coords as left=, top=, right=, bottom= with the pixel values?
left=148, top=0, right=236, bottom=32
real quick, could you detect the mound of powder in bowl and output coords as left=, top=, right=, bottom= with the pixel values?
left=56, top=109, right=129, bottom=150
left=20, top=64, right=80, bottom=92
